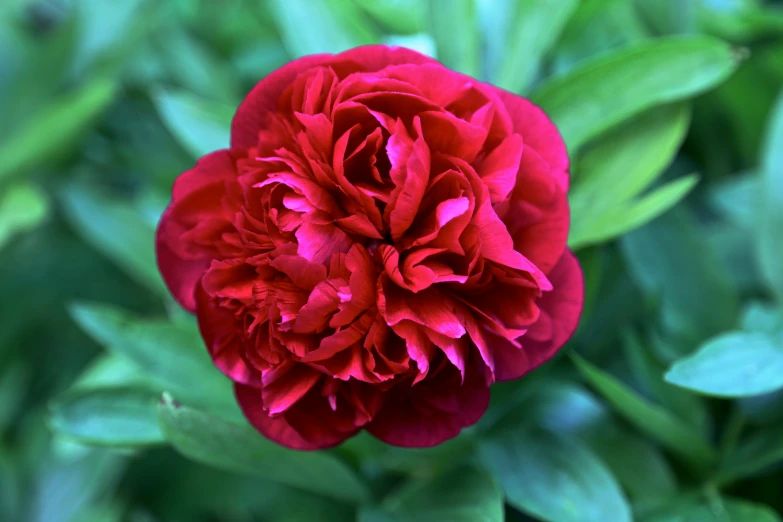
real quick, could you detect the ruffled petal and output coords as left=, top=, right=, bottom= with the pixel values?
left=195, top=284, right=263, bottom=387
left=485, top=86, right=569, bottom=191
left=155, top=224, right=208, bottom=312
left=491, top=250, right=584, bottom=381
left=232, top=54, right=332, bottom=149
left=156, top=150, right=239, bottom=311
left=367, top=368, right=490, bottom=447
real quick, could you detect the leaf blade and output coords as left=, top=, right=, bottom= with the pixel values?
left=665, top=331, right=783, bottom=398
left=572, top=353, right=716, bottom=468
left=49, top=387, right=164, bottom=447
left=158, top=396, right=370, bottom=504
left=532, top=35, right=740, bottom=152
left=480, top=428, right=631, bottom=522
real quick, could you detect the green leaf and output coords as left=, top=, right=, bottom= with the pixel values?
left=269, top=0, right=378, bottom=58
left=665, top=331, right=783, bottom=398
left=570, top=174, right=699, bottom=249
left=741, top=302, right=783, bottom=335
left=428, top=0, right=480, bottom=77
left=153, top=88, right=232, bottom=158
left=532, top=36, right=741, bottom=152
left=572, top=353, right=716, bottom=468
left=480, top=428, right=630, bottom=522
left=72, top=354, right=152, bottom=391
left=49, top=387, right=164, bottom=447
left=632, top=0, right=698, bottom=35
left=757, top=91, right=783, bottom=302
left=571, top=104, right=690, bottom=209
left=0, top=78, right=116, bottom=182
left=621, top=207, right=740, bottom=347
left=0, top=360, right=28, bottom=432
left=383, top=34, right=436, bottom=59
left=486, top=380, right=676, bottom=505
left=366, top=464, right=503, bottom=522
left=69, top=302, right=238, bottom=417
left=623, top=329, right=708, bottom=429
left=698, top=1, right=783, bottom=43
left=371, top=433, right=477, bottom=476
left=157, top=395, right=370, bottom=504
left=0, top=183, right=49, bottom=250
left=642, top=497, right=782, bottom=522
left=550, top=0, right=648, bottom=75
left=0, top=16, right=79, bottom=130
left=740, top=389, right=783, bottom=426
left=709, top=173, right=759, bottom=229
left=492, top=0, right=577, bottom=93
left=353, top=0, right=426, bottom=34
left=71, top=0, right=147, bottom=73
left=60, top=183, right=166, bottom=296
left=26, top=448, right=127, bottom=522
left=717, top=426, right=783, bottom=485
left=154, top=28, right=241, bottom=102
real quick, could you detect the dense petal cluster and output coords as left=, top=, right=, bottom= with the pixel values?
left=156, top=46, right=583, bottom=449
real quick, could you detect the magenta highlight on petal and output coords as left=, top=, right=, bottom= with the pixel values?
left=155, top=45, right=584, bottom=450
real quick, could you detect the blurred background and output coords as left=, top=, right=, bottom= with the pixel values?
left=2, top=0, right=783, bottom=521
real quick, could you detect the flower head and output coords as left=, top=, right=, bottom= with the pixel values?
left=156, top=46, right=583, bottom=449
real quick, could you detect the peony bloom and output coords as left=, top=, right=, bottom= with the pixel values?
left=156, top=46, right=583, bottom=450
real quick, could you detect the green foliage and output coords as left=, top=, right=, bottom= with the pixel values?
left=0, top=183, right=49, bottom=250
left=572, top=354, right=716, bottom=469
left=0, top=0, right=781, bottom=520
left=490, top=0, right=578, bottom=93
left=60, top=183, right=166, bottom=295
left=428, top=0, right=480, bottom=77
left=481, top=429, right=631, bottom=522
left=0, top=78, right=116, bottom=182
left=158, top=394, right=370, bottom=504
left=69, top=302, right=239, bottom=416
left=666, top=331, right=783, bottom=397
left=757, top=91, right=783, bottom=301
left=360, top=464, right=503, bottom=522
left=533, top=35, right=741, bottom=153
left=49, top=387, right=165, bottom=447
left=152, top=89, right=233, bottom=158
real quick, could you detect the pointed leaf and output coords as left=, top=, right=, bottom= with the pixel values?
left=757, top=91, right=783, bottom=301
left=480, top=428, right=631, bottom=522
left=570, top=174, right=699, bottom=248
left=0, top=183, right=49, bottom=250
left=0, top=78, right=116, bottom=182
left=69, top=302, right=238, bottom=417
left=665, top=331, right=783, bottom=398
left=642, top=497, right=781, bottom=522
left=428, top=0, right=480, bottom=77
left=158, top=396, right=370, bottom=504
left=367, top=464, right=503, bottom=522
left=621, top=207, right=740, bottom=346
left=493, top=0, right=578, bottom=93
left=572, top=353, right=716, bottom=468
left=571, top=104, right=690, bottom=204
left=49, top=387, right=164, bottom=447
left=60, top=184, right=166, bottom=296
left=532, top=36, right=741, bottom=152
left=153, top=89, right=232, bottom=159
left=269, top=0, right=378, bottom=58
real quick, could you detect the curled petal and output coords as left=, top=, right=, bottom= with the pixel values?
left=491, top=250, right=584, bottom=381
left=196, top=285, right=262, bottom=387
left=367, top=367, right=490, bottom=447
left=232, top=54, right=331, bottom=149
left=485, top=86, right=570, bottom=191
left=235, top=383, right=358, bottom=450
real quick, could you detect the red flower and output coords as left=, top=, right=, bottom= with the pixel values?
left=156, top=46, right=583, bottom=450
